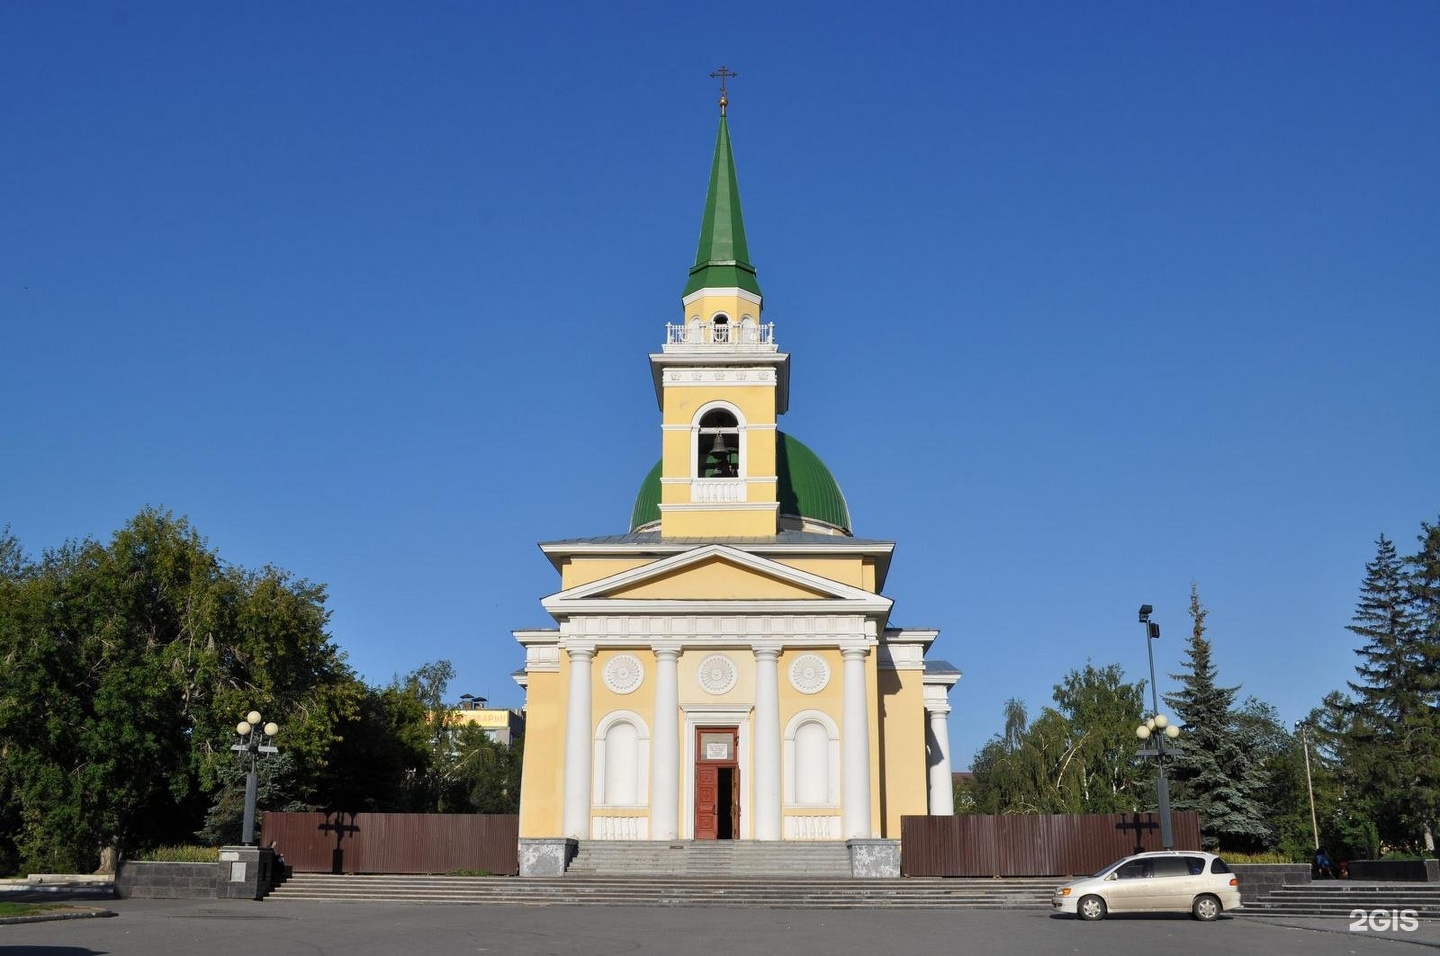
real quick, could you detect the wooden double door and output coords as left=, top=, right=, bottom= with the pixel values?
left=694, top=727, right=740, bottom=840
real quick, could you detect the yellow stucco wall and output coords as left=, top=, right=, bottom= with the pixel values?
left=771, top=556, right=874, bottom=591
left=558, top=557, right=653, bottom=590
left=609, top=558, right=830, bottom=600
left=660, top=507, right=777, bottom=537
left=517, top=670, right=562, bottom=838
left=878, top=667, right=927, bottom=835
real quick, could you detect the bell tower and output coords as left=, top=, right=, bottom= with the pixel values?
left=648, top=74, right=790, bottom=538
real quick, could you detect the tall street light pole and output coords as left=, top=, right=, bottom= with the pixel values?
left=231, top=711, right=280, bottom=846
left=1137, top=604, right=1177, bottom=850
left=1295, top=720, right=1320, bottom=850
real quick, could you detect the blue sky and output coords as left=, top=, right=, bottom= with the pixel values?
left=4, top=2, right=1437, bottom=769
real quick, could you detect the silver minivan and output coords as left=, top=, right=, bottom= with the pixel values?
left=1052, top=850, right=1242, bottom=921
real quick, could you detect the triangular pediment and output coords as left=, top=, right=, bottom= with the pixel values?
left=541, top=544, right=889, bottom=613
left=607, top=556, right=830, bottom=600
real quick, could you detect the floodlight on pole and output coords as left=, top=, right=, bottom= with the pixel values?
left=1138, top=604, right=1176, bottom=850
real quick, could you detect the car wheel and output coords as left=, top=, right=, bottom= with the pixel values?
left=1078, top=895, right=1107, bottom=921
left=1192, top=894, right=1221, bottom=921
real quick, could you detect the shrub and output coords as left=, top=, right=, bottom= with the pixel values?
left=132, top=845, right=220, bottom=863
left=1217, top=850, right=1294, bottom=864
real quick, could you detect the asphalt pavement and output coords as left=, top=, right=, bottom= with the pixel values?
left=2, top=898, right=1437, bottom=956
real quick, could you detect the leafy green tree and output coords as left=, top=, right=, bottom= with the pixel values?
left=1051, top=662, right=1148, bottom=812
left=1164, top=586, right=1270, bottom=851
left=970, top=701, right=1086, bottom=814
left=0, top=509, right=363, bottom=871
left=1235, top=697, right=1324, bottom=859
left=969, top=666, right=1147, bottom=815
left=317, top=680, right=433, bottom=812
left=441, top=726, right=523, bottom=814
left=1307, top=692, right=1381, bottom=860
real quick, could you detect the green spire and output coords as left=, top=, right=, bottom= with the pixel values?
left=684, top=115, right=762, bottom=297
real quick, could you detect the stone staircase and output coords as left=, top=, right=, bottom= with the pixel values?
left=265, top=873, right=1057, bottom=908
left=1239, top=882, right=1440, bottom=919
left=565, top=840, right=851, bottom=877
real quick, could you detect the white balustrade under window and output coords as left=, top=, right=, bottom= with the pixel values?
left=691, top=479, right=744, bottom=503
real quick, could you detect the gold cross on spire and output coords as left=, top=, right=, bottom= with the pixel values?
left=710, top=65, right=737, bottom=115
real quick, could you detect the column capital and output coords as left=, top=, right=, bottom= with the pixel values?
left=565, top=643, right=596, bottom=662
left=752, top=642, right=783, bottom=661
left=840, top=645, right=870, bottom=662
left=924, top=701, right=952, bottom=716
left=651, top=641, right=683, bottom=660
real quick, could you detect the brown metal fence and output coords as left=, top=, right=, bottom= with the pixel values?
left=259, top=812, right=519, bottom=875
left=900, top=812, right=1203, bottom=877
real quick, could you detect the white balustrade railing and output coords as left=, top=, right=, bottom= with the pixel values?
left=666, top=320, right=775, bottom=347
left=783, top=814, right=842, bottom=840
left=591, top=815, right=650, bottom=840
left=691, top=479, right=745, bottom=503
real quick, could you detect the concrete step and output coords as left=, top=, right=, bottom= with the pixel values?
left=267, top=874, right=1056, bottom=909
left=566, top=840, right=853, bottom=877
left=1239, top=882, right=1440, bottom=920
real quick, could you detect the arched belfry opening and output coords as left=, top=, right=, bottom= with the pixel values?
left=697, top=408, right=740, bottom=478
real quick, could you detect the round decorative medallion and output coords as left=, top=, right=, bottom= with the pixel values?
left=697, top=654, right=738, bottom=695
left=603, top=654, right=644, bottom=695
left=789, top=653, right=831, bottom=694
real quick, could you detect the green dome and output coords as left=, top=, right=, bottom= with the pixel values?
left=629, top=432, right=852, bottom=534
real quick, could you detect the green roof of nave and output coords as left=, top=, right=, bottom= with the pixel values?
left=630, top=432, right=852, bottom=535
left=684, top=115, right=762, bottom=298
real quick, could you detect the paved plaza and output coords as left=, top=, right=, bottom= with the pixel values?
left=3, top=899, right=1438, bottom=956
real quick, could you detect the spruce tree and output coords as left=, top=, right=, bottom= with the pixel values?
left=1343, top=531, right=1439, bottom=852
left=1163, top=585, right=1271, bottom=850
left=1403, top=523, right=1440, bottom=850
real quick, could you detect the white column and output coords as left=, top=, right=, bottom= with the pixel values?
left=752, top=643, right=783, bottom=841
left=561, top=645, right=595, bottom=840
left=926, top=702, right=955, bottom=815
left=650, top=643, right=681, bottom=841
left=841, top=646, right=873, bottom=838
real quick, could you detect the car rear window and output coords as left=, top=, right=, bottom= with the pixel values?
left=1210, top=858, right=1232, bottom=874
left=1152, top=857, right=1190, bottom=878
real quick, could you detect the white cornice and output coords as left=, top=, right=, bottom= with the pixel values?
left=539, top=539, right=896, bottom=559
left=545, top=613, right=882, bottom=647
left=662, top=423, right=777, bottom=432
left=681, top=287, right=763, bottom=308
left=881, top=628, right=939, bottom=650
left=649, top=352, right=789, bottom=369
left=659, top=476, right=777, bottom=485
left=877, top=643, right=926, bottom=671
left=657, top=502, right=778, bottom=514
left=662, top=368, right=777, bottom=386
left=544, top=596, right=893, bottom=620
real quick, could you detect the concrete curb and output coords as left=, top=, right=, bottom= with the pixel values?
left=0, top=906, right=117, bottom=925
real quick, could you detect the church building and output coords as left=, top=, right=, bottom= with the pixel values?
left=513, top=86, right=960, bottom=877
